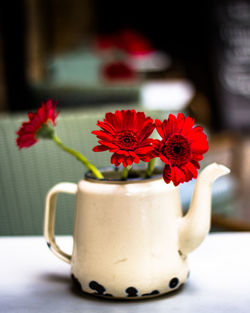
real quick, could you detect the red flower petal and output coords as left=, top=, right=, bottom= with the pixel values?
left=134, top=112, right=148, bottom=132
left=114, top=110, right=123, bottom=130
left=173, top=113, right=185, bottom=133
left=192, top=153, right=204, bottom=161
left=93, top=109, right=155, bottom=167
left=155, top=119, right=164, bottom=138
left=171, top=166, right=186, bottom=186
left=190, top=159, right=201, bottom=169
left=116, top=149, right=129, bottom=156
left=140, top=155, right=151, bottom=162
left=111, top=153, right=120, bottom=166
left=163, top=114, right=176, bottom=136
left=163, top=165, right=172, bottom=184
left=180, top=116, right=194, bottom=136
left=16, top=134, right=37, bottom=148
left=160, top=154, right=170, bottom=164
left=93, top=145, right=109, bottom=152
left=91, top=130, right=114, bottom=142
left=155, top=113, right=208, bottom=186
left=16, top=99, right=58, bottom=149
left=104, top=112, right=119, bottom=129
left=137, top=122, right=155, bottom=142
left=134, top=145, right=153, bottom=154
left=98, top=140, right=118, bottom=149
left=183, top=161, right=198, bottom=178
left=96, top=121, right=116, bottom=135
left=125, top=110, right=136, bottom=130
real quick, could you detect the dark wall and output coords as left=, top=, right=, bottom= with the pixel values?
left=94, top=0, right=219, bottom=127
left=0, top=0, right=34, bottom=111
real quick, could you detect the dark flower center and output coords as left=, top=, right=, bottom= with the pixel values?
left=116, top=131, right=138, bottom=150
left=163, top=134, right=191, bottom=166
left=173, top=146, right=181, bottom=154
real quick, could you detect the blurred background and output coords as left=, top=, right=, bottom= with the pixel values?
left=0, top=0, right=250, bottom=235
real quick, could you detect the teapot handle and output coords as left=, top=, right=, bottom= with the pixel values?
left=44, top=182, right=77, bottom=264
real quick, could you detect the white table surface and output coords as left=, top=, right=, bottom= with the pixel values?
left=1, top=233, right=250, bottom=313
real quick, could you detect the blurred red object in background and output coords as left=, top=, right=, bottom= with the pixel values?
left=101, top=61, right=136, bottom=82
left=115, top=29, right=155, bottom=56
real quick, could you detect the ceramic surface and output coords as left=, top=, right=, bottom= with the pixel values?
left=44, top=163, right=230, bottom=299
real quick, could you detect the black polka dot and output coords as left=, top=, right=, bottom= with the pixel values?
left=142, top=290, right=160, bottom=296
left=88, top=281, right=113, bottom=297
left=126, top=287, right=138, bottom=297
left=71, top=274, right=83, bottom=292
left=103, top=293, right=113, bottom=297
left=169, top=277, right=179, bottom=289
left=89, top=281, right=106, bottom=295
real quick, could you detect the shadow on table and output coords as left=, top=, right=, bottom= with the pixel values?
left=39, top=272, right=71, bottom=285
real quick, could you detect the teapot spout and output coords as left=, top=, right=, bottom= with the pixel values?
left=178, top=163, right=230, bottom=255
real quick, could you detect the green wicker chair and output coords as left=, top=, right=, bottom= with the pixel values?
left=0, top=106, right=170, bottom=235
left=0, top=109, right=109, bottom=235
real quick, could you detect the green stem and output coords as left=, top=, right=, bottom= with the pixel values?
left=52, top=134, right=104, bottom=179
left=146, top=158, right=156, bottom=178
left=121, top=165, right=131, bottom=180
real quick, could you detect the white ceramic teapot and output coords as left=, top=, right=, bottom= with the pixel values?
left=44, top=163, right=230, bottom=299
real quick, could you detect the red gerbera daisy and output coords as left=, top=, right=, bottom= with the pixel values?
left=16, top=99, right=58, bottom=149
left=92, top=110, right=155, bottom=167
left=153, top=113, right=209, bottom=186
